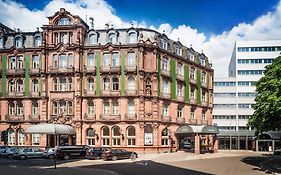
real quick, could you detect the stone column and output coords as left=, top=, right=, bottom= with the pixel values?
left=194, top=134, right=200, bottom=155
left=214, top=135, right=218, bottom=153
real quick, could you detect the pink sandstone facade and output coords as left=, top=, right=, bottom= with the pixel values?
left=0, top=9, right=217, bottom=154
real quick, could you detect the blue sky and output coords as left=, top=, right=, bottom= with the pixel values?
left=14, top=0, right=279, bottom=35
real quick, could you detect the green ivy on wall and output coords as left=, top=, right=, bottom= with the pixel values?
left=24, top=54, right=30, bottom=97
left=1, top=54, right=7, bottom=97
left=196, top=69, right=201, bottom=105
left=170, top=59, right=176, bottom=100
left=95, top=52, right=101, bottom=96
left=184, top=65, right=190, bottom=102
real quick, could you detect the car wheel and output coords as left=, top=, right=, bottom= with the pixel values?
left=48, top=154, right=55, bottom=159
left=130, top=153, right=137, bottom=160
left=63, top=155, right=70, bottom=160
left=20, top=155, right=26, bottom=160
left=112, top=156, right=117, bottom=161
left=7, top=154, right=13, bottom=159
left=93, top=156, right=100, bottom=160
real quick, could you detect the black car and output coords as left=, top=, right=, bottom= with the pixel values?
left=55, top=145, right=90, bottom=160
left=86, top=147, right=109, bottom=160
left=102, top=149, right=138, bottom=161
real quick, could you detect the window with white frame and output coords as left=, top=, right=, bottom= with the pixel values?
left=112, top=53, right=119, bottom=67
left=162, top=104, right=169, bottom=116
left=190, top=88, right=195, bottom=99
left=128, top=32, right=137, bottom=43
left=202, top=112, right=206, bottom=120
left=128, top=52, right=136, bottom=66
left=190, top=108, right=195, bottom=119
left=60, top=32, right=68, bottom=44
left=86, top=128, right=95, bottom=146
left=103, top=77, right=110, bottom=90
left=160, top=38, right=168, bottom=50
left=54, top=33, right=59, bottom=44
left=32, top=79, right=39, bottom=92
left=59, top=101, right=66, bottom=114
left=68, top=78, right=72, bottom=90
left=32, top=55, right=40, bottom=68
left=127, top=126, right=136, bottom=146
left=32, top=101, right=39, bottom=115
left=112, top=126, right=121, bottom=146
left=190, top=68, right=195, bottom=79
left=89, top=33, right=97, bottom=45
left=177, top=63, right=183, bottom=75
left=103, top=102, right=110, bottom=114
left=17, top=102, right=23, bottom=115
left=32, top=134, right=40, bottom=145
left=128, top=76, right=135, bottom=90
left=68, top=53, right=73, bottom=67
left=177, top=83, right=183, bottom=97
left=88, top=78, right=94, bottom=91
left=112, top=101, right=119, bottom=115
left=69, top=32, right=73, bottom=44
left=102, top=126, right=110, bottom=146
left=112, top=77, right=119, bottom=90
left=59, top=54, right=67, bottom=68
left=34, top=36, right=42, bottom=47
left=200, top=57, right=205, bottom=66
left=188, top=53, right=194, bottom=61
left=128, top=100, right=135, bottom=115
left=57, top=17, right=71, bottom=25
left=53, top=78, right=58, bottom=91
left=177, top=106, right=183, bottom=118
left=202, top=91, right=207, bottom=102
left=0, top=37, right=3, bottom=48
left=161, top=128, right=169, bottom=146
left=68, top=101, right=73, bottom=114
left=202, top=71, right=206, bottom=83
left=87, top=101, right=95, bottom=115
left=87, top=53, right=95, bottom=67
left=17, top=129, right=25, bottom=145
left=52, top=102, right=58, bottom=115
left=15, top=36, right=23, bottom=48
left=8, top=129, right=15, bottom=145
left=9, top=56, right=16, bottom=69
left=162, top=57, right=168, bottom=71
left=9, top=80, right=15, bottom=92
left=53, top=54, right=58, bottom=67
left=103, top=53, right=110, bottom=67
left=17, top=56, right=24, bottom=69
left=162, top=79, right=169, bottom=94
left=17, top=79, right=24, bottom=92
left=108, top=32, right=117, bottom=44
left=175, top=47, right=182, bottom=56
left=8, top=102, right=15, bottom=115
left=59, top=77, right=67, bottom=91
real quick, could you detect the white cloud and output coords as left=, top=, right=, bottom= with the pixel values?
left=1, top=0, right=281, bottom=77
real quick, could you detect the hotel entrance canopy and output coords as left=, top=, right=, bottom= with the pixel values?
left=26, top=123, right=76, bottom=135
left=176, top=125, right=219, bottom=135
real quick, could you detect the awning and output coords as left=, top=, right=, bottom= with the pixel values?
left=26, top=123, right=76, bottom=135
left=256, top=131, right=281, bottom=140
left=176, top=125, right=219, bottom=135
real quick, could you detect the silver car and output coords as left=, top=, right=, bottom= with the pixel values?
left=13, top=148, right=44, bottom=160
left=43, top=148, right=56, bottom=159
left=2, top=147, right=18, bottom=159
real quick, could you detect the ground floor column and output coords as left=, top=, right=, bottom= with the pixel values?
left=214, top=135, right=218, bottom=153
left=194, top=134, right=200, bottom=154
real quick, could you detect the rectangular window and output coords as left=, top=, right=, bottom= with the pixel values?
left=162, top=80, right=169, bottom=94
left=61, top=32, right=68, bottom=44
left=190, top=110, right=195, bottom=119
left=102, top=138, right=110, bottom=146
left=32, top=134, right=40, bottom=145
left=112, top=102, right=119, bottom=115
left=9, top=56, right=16, bottom=69
left=59, top=54, right=67, bottom=68
left=177, top=83, right=183, bottom=97
left=103, top=102, right=110, bottom=114
left=162, top=105, right=169, bottom=116
left=128, top=52, right=136, bottom=66
left=103, top=53, right=110, bottom=67
left=87, top=54, right=95, bottom=67
left=201, top=72, right=206, bottom=83
left=162, top=57, right=168, bottom=71
left=177, top=63, right=183, bottom=75
left=127, top=138, right=136, bottom=146
left=32, top=55, right=40, bottom=69
left=177, top=107, right=183, bottom=118
left=175, top=47, right=182, bottom=56
left=112, top=138, right=121, bottom=146
left=17, top=56, right=24, bottom=69
left=190, top=68, right=195, bottom=79
left=112, top=53, right=119, bottom=67
left=68, top=54, right=73, bottom=67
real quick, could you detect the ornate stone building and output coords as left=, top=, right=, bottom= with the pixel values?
left=0, top=9, right=217, bottom=154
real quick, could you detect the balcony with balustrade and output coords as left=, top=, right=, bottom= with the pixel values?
left=161, top=115, right=171, bottom=123
left=124, top=113, right=137, bottom=121
left=100, top=114, right=121, bottom=121
left=5, top=114, right=25, bottom=123
left=6, top=69, right=25, bottom=76
left=83, top=113, right=96, bottom=121
left=176, top=117, right=185, bottom=124
left=28, top=115, right=41, bottom=123
left=83, top=66, right=96, bottom=74
left=189, top=118, right=197, bottom=125
left=125, top=65, right=137, bottom=74
left=48, top=66, right=75, bottom=74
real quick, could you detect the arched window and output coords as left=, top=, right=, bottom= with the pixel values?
left=9, top=79, right=15, bottom=92
left=15, top=36, right=23, bottom=48
left=57, top=17, right=71, bottom=25
left=68, top=101, right=73, bottom=114
left=32, top=101, right=39, bottom=115
left=86, top=128, right=95, bottom=146
left=102, top=126, right=110, bottom=146
left=68, top=78, right=72, bottom=91
left=53, top=78, right=58, bottom=91
left=16, top=79, right=24, bottom=92
left=127, top=126, right=136, bottom=146
left=103, top=77, right=110, bottom=90
left=34, top=35, right=42, bottom=47
left=108, top=33, right=117, bottom=44
left=59, top=101, right=66, bottom=113
left=128, top=76, right=135, bottom=90
left=52, top=102, right=58, bottom=115
left=87, top=101, right=94, bottom=115
left=112, top=126, right=121, bottom=146
left=17, top=129, right=25, bottom=145
left=128, top=100, right=135, bottom=115
left=8, top=102, right=15, bottom=115
left=88, top=78, right=94, bottom=91
left=17, top=56, right=24, bottom=69
left=59, top=77, right=67, bottom=91
left=89, top=33, right=97, bottom=45
left=9, top=56, right=16, bottom=69
left=161, top=128, right=169, bottom=146
left=16, top=101, right=23, bottom=115
left=128, top=32, right=137, bottom=43
left=8, top=129, right=15, bottom=145
left=32, top=79, right=39, bottom=92
left=112, top=77, right=119, bottom=90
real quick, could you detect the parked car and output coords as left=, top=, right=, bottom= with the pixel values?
left=2, top=147, right=18, bottom=159
left=55, top=145, right=90, bottom=160
left=13, top=147, right=45, bottom=160
left=273, top=149, right=281, bottom=155
left=102, top=149, right=138, bottom=161
left=0, top=146, right=8, bottom=157
left=43, top=148, right=56, bottom=159
left=86, top=147, right=110, bottom=160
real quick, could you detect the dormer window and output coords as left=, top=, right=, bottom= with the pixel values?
left=15, top=36, right=23, bottom=48
left=89, top=33, right=97, bottom=45
left=34, top=35, right=42, bottom=47
left=108, top=32, right=117, bottom=44
left=200, top=57, right=206, bottom=66
left=0, top=37, right=3, bottom=48
left=175, top=46, right=182, bottom=56
left=58, top=17, right=71, bottom=25
left=188, top=52, right=194, bottom=61
left=128, top=31, right=137, bottom=43
left=160, top=38, right=168, bottom=50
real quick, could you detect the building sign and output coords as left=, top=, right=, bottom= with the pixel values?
left=144, top=133, right=153, bottom=145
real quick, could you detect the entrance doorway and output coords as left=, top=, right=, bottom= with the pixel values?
left=178, top=135, right=195, bottom=152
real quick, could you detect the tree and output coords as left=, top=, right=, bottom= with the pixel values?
left=248, top=56, right=281, bottom=133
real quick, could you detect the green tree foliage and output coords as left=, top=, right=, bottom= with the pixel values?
left=248, top=56, right=281, bottom=133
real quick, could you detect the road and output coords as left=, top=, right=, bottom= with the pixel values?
left=0, top=152, right=276, bottom=175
